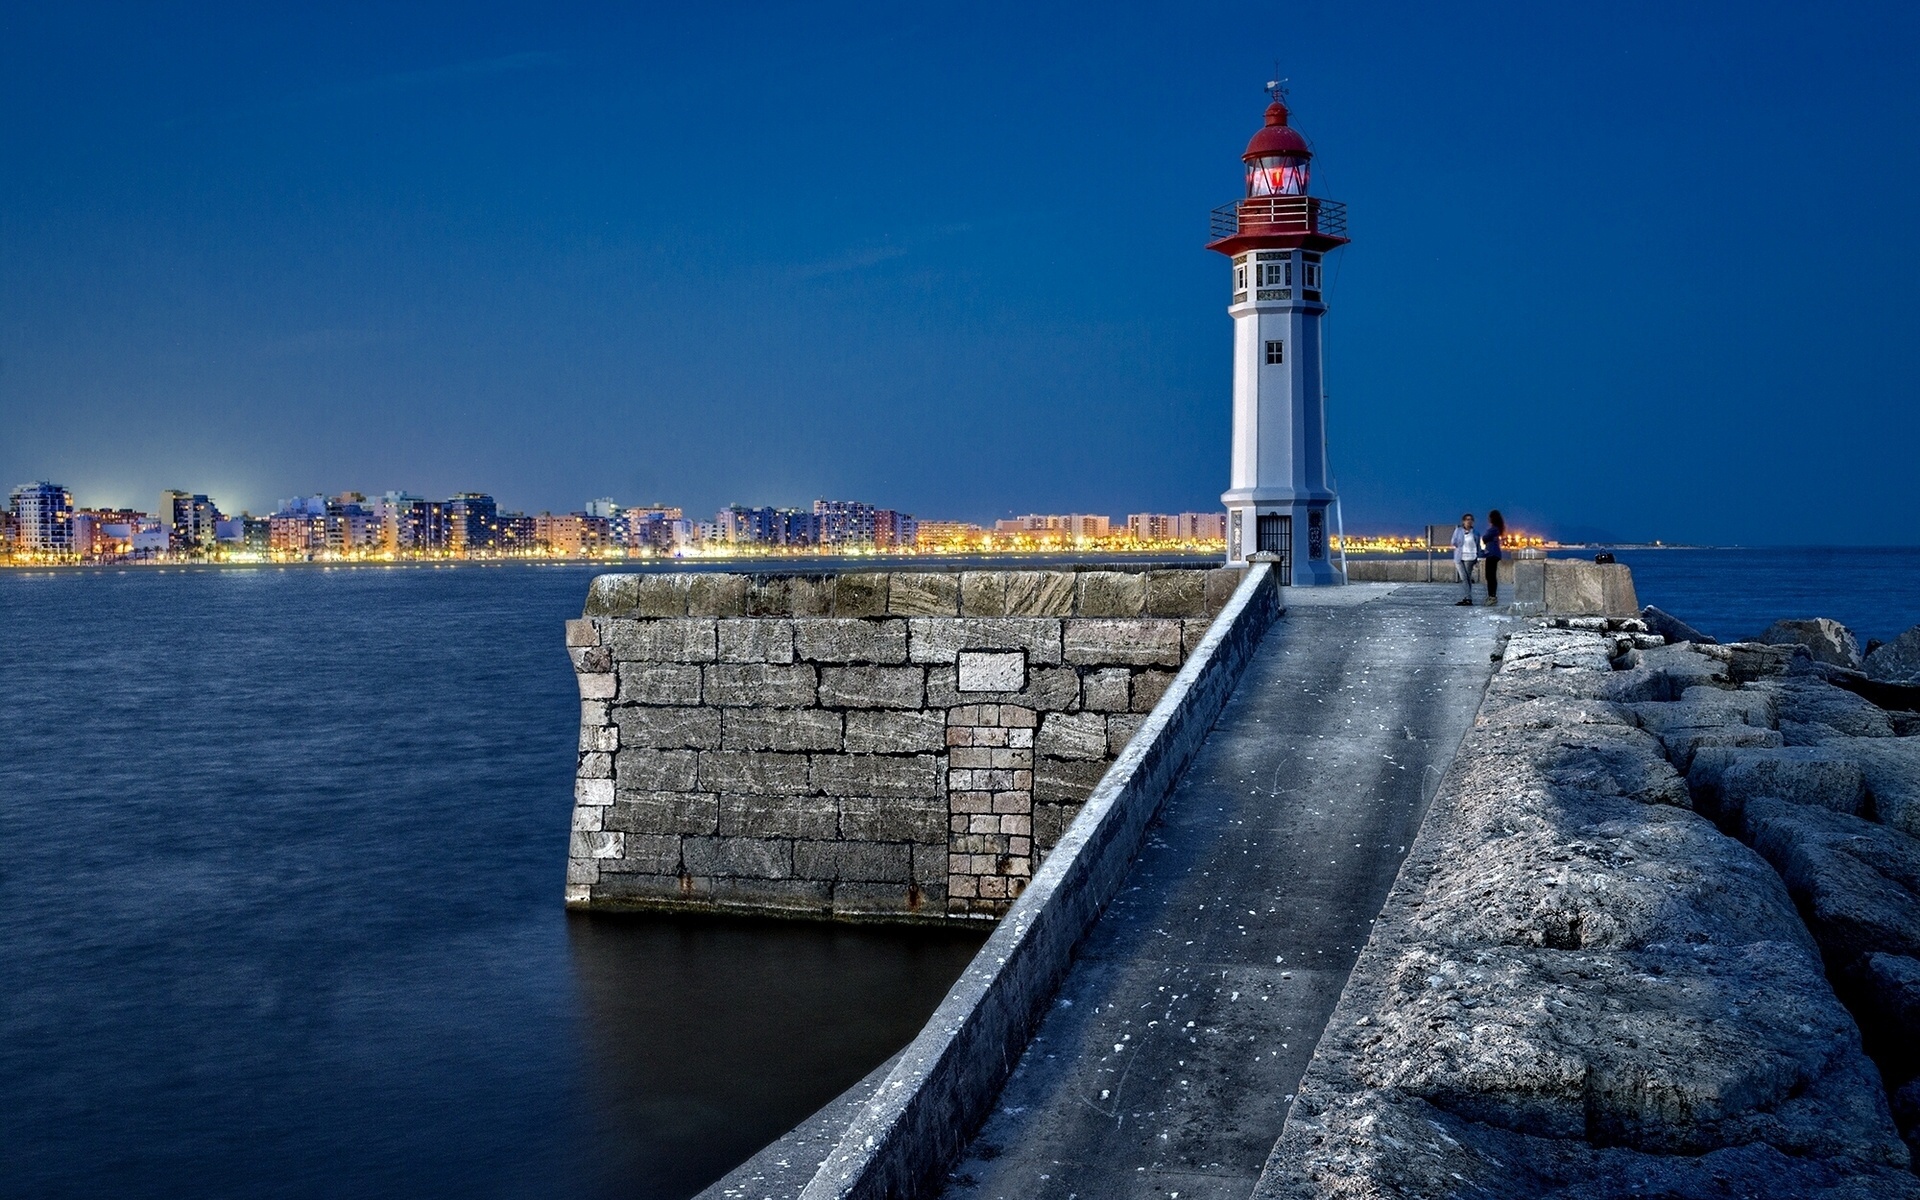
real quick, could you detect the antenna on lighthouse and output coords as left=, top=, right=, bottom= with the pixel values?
left=1266, top=66, right=1289, bottom=103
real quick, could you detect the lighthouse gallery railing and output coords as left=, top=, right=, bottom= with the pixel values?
left=1209, top=196, right=1348, bottom=240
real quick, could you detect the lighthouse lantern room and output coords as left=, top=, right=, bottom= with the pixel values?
left=1208, top=89, right=1349, bottom=583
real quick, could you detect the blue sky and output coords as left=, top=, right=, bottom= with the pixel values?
left=2, top=2, right=1916, bottom=543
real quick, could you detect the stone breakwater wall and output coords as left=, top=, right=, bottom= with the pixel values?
left=564, top=566, right=1245, bottom=921
left=1344, top=558, right=1639, bottom=617
left=1259, top=618, right=1920, bottom=1199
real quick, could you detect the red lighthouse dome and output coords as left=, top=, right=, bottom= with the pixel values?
left=1244, top=101, right=1312, bottom=197
left=1206, top=93, right=1347, bottom=256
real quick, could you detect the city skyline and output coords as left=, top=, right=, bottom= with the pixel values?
left=3, top=5, right=1917, bottom=545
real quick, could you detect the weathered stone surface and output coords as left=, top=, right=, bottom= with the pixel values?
left=1846, top=952, right=1920, bottom=1080
left=681, top=836, right=793, bottom=878
left=818, top=665, right=924, bottom=709
left=1074, top=571, right=1146, bottom=617
left=1145, top=569, right=1206, bottom=617
left=830, top=572, right=890, bottom=618
left=1080, top=668, right=1130, bottom=712
left=719, top=794, right=838, bottom=840
left=595, top=832, right=684, bottom=875
left=603, top=617, right=717, bottom=662
left=1001, top=571, right=1075, bottom=617
left=717, top=619, right=795, bottom=664
left=906, top=617, right=1063, bottom=665
left=956, top=650, right=1025, bottom=693
left=810, top=753, right=942, bottom=799
left=1063, top=618, right=1183, bottom=666
left=782, top=575, right=835, bottom=617
left=839, top=709, right=946, bottom=754
left=958, top=572, right=1007, bottom=617
left=743, top=575, right=791, bottom=617
left=792, top=618, right=908, bottom=664
left=886, top=572, right=960, bottom=616
left=576, top=671, right=615, bottom=700
left=1641, top=603, right=1717, bottom=645
left=1036, top=711, right=1109, bottom=760
left=1130, top=669, right=1175, bottom=713
left=615, top=662, right=702, bottom=705
left=1865, top=625, right=1920, bottom=685
left=1106, top=714, right=1145, bottom=754
left=1841, top=737, right=1920, bottom=838
left=795, top=839, right=912, bottom=883
left=1761, top=617, right=1864, bottom=670
left=925, top=664, right=1080, bottom=712
left=569, top=645, right=612, bottom=673
left=1690, top=745, right=1869, bottom=820
left=721, top=707, right=843, bottom=752
left=838, top=795, right=946, bottom=843
left=613, top=705, right=721, bottom=750
left=615, top=748, right=699, bottom=791
left=566, top=617, right=602, bottom=646
left=579, top=724, right=618, bottom=753
left=1202, top=566, right=1244, bottom=614
left=1761, top=678, right=1898, bottom=739
left=577, top=751, right=613, bottom=779
left=569, top=830, right=625, bottom=860
left=1742, top=796, right=1920, bottom=965
left=696, top=750, right=810, bottom=796
left=604, top=791, right=718, bottom=836
left=686, top=573, right=748, bottom=617
left=1033, top=757, right=1107, bottom=804
left=703, top=662, right=817, bottom=708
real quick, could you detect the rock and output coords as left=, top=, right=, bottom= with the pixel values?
left=1760, top=618, right=1865, bottom=670
left=1866, top=625, right=1920, bottom=686
left=1642, top=604, right=1718, bottom=645
left=1840, top=952, right=1920, bottom=1085
left=1757, top=678, right=1897, bottom=739
left=1687, top=745, right=1868, bottom=822
left=1838, top=737, right=1920, bottom=840
left=1740, top=797, right=1920, bottom=966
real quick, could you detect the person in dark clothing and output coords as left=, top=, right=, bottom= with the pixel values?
left=1482, top=510, right=1506, bottom=605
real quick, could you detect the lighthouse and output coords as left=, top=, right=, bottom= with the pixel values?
left=1208, top=88, right=1349, bottom=583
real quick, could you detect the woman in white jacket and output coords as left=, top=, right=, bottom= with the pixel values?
left=1450, top=513, right=1480, bottom=606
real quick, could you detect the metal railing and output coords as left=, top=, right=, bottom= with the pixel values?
left=1209, top=196, right=1348, bottom=240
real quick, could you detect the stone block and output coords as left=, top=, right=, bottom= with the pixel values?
left=579, top=724, right=619, bottom=753
left=718, top=619, right=795, bottom=664
left=710, top=878, right=835, bottom=910
left=926, top=665, right=1080, bottom=712
left=1002, top=571, right=1076, bottom=617
left=576, top=672, right=616, bottom=700
left=585, top=574, right=687, bottom=618
left=830, top=573, right=890, bottom=618
left=578, top=752, right=613, bottom=779
left=566, top=617, right=602, bottom=646
left=811, top=753, right=943, bottom=799
left=703, top=663, right=818, bottom=707
left=1081, top=668, right=1130, bottom=712
left=907, top=617, right=1064, bottom=664
left=1130, top=669, right=1175, bottom=713
left=575, top=777, right=614, bottom=807
left=1183, top=619, right=1214, bottom=658
left=1032, top=802, right=1079, bottom=852
left=957, top=651, right=1026, bottom=693
left=681, top=837, right=793, bottom=879
left=567, top=858, right=599, bottom=886
left=818, top=665, right=925, bottom=709
left=1722, top=748, right=1869, bottom=818
left=1063, top=619, right=1183, bottom=666
left=783, top=575, right=835, bottom=617
left=686, top=573, right=748, bottom=617
left=615, top=748, right=700, bottom=791
left=570, top=830, right=625, bottom=860
left=839, top=796, right=946, bottom=842
left=795, top=840, right=912, bottom=883
left=833, top=881, right=937, bottom=914
left=569, top=645, right=611, bottom=672
left=744, top=575, right=792, bottom=617
left=719, top=794, right=839, bottom=840
left=844, top=710, right=947, bottom=754
left=604, top=792, right=719, bottom=836
left=698, top=751, right=811, bottom=796
left=722, top=708, right=843, bottom=752
left=616, top=662, right=702, bottom=705
left=598, top=832, right=683, bottom=875
left=1076, top=571, right=1147, bottom=617
left=959, top=572, right=1007, bottom=617
left=614, top=706, right=721, bottom=749
left=1107, top=714, right=1147, bottom=754
left=888, top=572, right=961, bottom=616
left=1864, top=625, right=1920, bottom=685
left=581, top=700, right=608, bottom=728
left=1759, top=618, right=1863, bottom=670
left=1202, top=567, right=1244, bottom=614
left=1037, top=712, right=1110, bottom=760
left=1034, top=757, right=1108, bottom=804
left=1145, top=570, right=1207, bottom=617
left=603, top=618, right=718, bottom=663
left=793, top=618, right=909, bottom=664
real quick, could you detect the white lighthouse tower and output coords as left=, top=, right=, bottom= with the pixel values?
left=1209, top=88, right=1349, bottom=583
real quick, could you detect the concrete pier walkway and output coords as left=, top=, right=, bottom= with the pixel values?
left=938, top=584, right=1507, bottom=1199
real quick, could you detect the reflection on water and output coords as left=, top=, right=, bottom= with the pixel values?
left=570, top=913, right=982, bottom=1199
left=0, top=563, right=980, bottom=1200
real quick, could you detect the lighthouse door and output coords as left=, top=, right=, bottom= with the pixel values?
left=1256, top=513, right=1292, bottom=577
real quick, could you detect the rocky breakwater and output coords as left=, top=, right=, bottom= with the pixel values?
left=1259, top=611, right=1920, bottom=1199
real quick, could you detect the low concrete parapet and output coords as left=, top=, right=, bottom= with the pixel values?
left=564, top=565, right=1245, bottom=921
left=796, top=562, right=1282, bottom=1199
left=1344, top=557, right=1638, bottom=617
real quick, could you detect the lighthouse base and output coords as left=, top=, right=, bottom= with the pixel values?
left=1224, top=500, right=1343, bottom=586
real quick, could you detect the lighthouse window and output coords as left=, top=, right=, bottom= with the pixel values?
left=1304, top=263, right=1321, bottom=288
left=1265, top=340, right=1285, bottom=365
left=1235, top=264, right=1247, bottom=290
left=1254, top=262, right=1291, bottom=287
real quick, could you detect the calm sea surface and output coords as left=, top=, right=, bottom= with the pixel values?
left=0, top=563, right=982, bottom=1200
left=4, top=549, right=1915, bottom=1198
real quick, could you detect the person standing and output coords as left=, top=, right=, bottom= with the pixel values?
left=1482, top=510, right=1506, bottom=606
left=1451, top=513, right=1480, bottom=606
